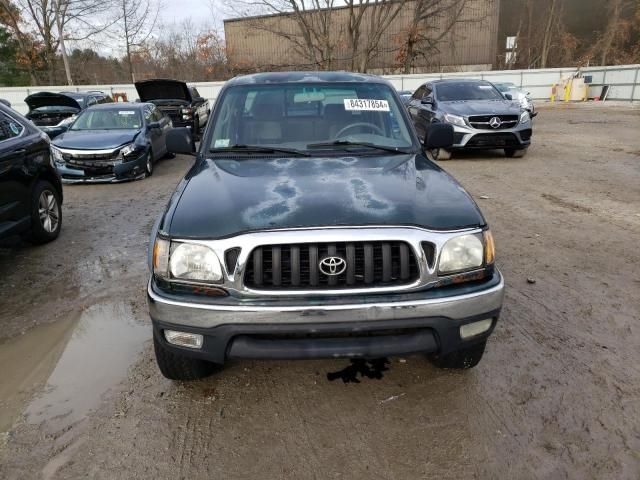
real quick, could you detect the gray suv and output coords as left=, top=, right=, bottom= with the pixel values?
left=407, top=79, right=533, bottom=159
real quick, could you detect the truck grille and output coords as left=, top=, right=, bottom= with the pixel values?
left=244, top=241, right=420, bottom=290
left=468, top=115, right=519, bottom=130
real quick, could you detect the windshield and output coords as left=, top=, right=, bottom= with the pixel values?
left=208, top=82, right=415, bottom=153
left=436, top=82, right=504, bottom=101
left=494, top=83, right=518, bottom=93
left=71, top=109, right=142, bottom=130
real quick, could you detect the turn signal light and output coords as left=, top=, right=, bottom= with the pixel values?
left=484, top=230, right=495, bottom=265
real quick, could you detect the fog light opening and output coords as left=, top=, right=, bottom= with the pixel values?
left=164, top=330, right=203, bottom=349
left=460, top=319, right=493, bottom=340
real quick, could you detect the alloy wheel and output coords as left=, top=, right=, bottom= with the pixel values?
left=38, top=190, right=59, bottom=233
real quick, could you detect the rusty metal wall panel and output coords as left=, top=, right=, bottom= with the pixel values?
left=224, top=0, right=500, bottom=73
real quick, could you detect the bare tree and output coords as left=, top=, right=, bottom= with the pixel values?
left=395, top=0, right=474, bottom=74
left=0, top=0, right=40, bottom=83
left=9, top=0, right=118, bottom=84
left=116, top=0, right=160, bottom=82
left=539, top=0, right=559, bottom=68
left=228, top=0, right=340, bottom=70
left=344, top=0, right=407, bottom=72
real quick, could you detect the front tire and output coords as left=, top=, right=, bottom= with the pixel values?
left=430, top=340, right=486, bottom=369
left=434, top=148, right=452, bottom=160
left=153, top=330, right=216, bottom=381
left=505, top=148, right=527, bottom=158
left=23, top=180, right=62, bottom=244
left=144, top=149, right=154, bottom=177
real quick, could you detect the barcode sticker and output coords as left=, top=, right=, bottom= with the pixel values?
left=343, top=99, right=390, bottom=112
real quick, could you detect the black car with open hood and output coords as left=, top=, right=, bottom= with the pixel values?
left=24, top=90, right=113, bottom=139
left=147, top=71, right=505, bottom=382
left=134, top=79, right=209, bottom=140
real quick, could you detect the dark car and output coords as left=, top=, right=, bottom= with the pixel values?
left=407, top=79, right=533, bottom=159
left=0, top=99, right=11, bottom=108
left=147, top=71, right=504, bottom=381
left=0, top=103, right=63, bottom=244
left=24, top=90, right=113, bottom=139
left=134, top=79, right=209, bottom=139
left=51, top=102, right=172, bottom=183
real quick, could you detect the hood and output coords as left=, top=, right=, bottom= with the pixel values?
left=25, top=92, right=81, bottom=111
left=440, top=99, right=520, bottom=117
left=134, top=79, right=191, bottom=102
left=167, top=154, right=486, bottom=239
left=53, top=129, right=139, bottom=150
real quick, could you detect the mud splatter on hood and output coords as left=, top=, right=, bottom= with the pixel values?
left=167, top=154, right=485, bottom=239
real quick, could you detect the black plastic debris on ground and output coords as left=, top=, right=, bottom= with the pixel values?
left=327, top=358, right=390, bottom=383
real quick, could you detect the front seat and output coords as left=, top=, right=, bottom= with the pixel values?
left=247, top=93, right=283, bottom=144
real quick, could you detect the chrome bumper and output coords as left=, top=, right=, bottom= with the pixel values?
left=147, top=272, right=505, bottom=329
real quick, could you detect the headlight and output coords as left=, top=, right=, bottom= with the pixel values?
left=50, top=146, right=63, bottom=163
left=119, top=142, right=143, bottom=160
left=443, top=113, right=466, bottom=127
left=57, top=115, right=76, bottom=127
left=169, top=242, right=223, bottom=283
left=181, top=108, right=192, bottom=114
left=520, top=111, right=530, bottom=124
left=438, top=234, right=484, bottom=274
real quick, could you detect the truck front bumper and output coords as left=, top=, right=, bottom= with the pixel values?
left=148, top=271, right=505, bottom=363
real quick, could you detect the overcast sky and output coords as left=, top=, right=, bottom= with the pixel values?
left=160, top=0, right=227, bottom=29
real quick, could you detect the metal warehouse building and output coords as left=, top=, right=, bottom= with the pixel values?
left=224, top=0, right=500, bottom=74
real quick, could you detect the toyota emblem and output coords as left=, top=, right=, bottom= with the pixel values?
left=489, top=116, right=502, bottom=128
left=319, top=256, right=347, bottom=276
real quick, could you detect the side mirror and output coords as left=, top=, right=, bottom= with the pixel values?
left=421, top=95, right=434, bottom=105
left=424, top=123, right=454, bottom=150
left=147, top=121, right=161, bottom=130
left=504, top=93, right=513, bottom=100
left=166, top=127, right=194, bottom=155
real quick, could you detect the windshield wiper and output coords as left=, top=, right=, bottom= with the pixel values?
left=306, top=141, right=412, bottom=155
left=209, top=144, right=310, bottom=157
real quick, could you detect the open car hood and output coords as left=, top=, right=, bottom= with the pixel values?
left=24, top=92, right=81, bottom=111
left=134, top=79, right=192, bottom=102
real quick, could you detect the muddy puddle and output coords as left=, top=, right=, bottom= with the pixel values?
left=0, top=302, right=149, bottom=434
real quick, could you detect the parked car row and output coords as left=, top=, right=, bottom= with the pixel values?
left=400, top=78, right=535, bottom=159
left=0, top=78, right=209, bottom=245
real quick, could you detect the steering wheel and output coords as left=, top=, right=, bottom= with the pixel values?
left=335, top=122, right=385, bottom=139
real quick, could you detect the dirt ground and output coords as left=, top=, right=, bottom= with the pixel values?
left=1, top=104, right=639, bottom=480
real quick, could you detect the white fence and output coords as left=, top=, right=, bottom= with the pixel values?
left=2, top=64, right=639, bottom=114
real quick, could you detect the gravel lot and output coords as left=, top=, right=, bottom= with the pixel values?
left=1, top=104, right=639, bottom=479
